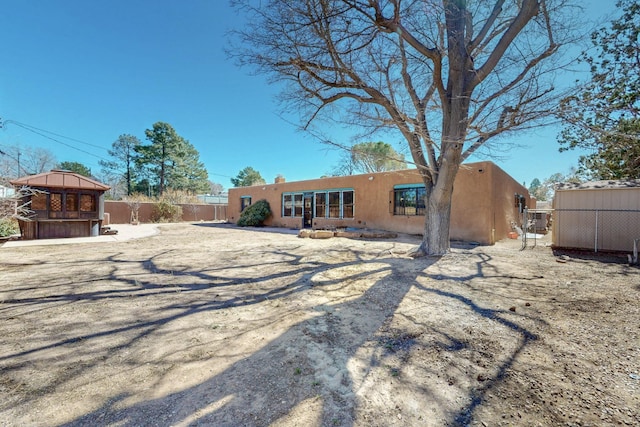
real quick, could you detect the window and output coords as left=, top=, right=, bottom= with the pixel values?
left=293, top=194, right=303, bottom=217
left=80, top=194, right=96, bottom=212
left=315, top=193, right=326, bottom=217
left=282, top=192, right=304, bottom=217
left=241, top=196, right=251, bottom=211
left=282, top=189, right=354, bottom=219
left=65, top=193, right=79, bottom=218
left=328, top=191, right=340, bottom=218
left=31, top=193, right=47, bottom=210
left=50, top=193, right=62, bottom=212
left=283, top=194, right=293, bottom=216
left=342, top=190, right=354, bottom=218
left=66, top=193, right=78, bottom=212
left=394, top=185, right=426, bottom=215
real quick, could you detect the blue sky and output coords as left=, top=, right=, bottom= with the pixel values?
left=1, top=0, right=608, bottom=190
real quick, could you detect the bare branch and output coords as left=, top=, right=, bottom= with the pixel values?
left=471, top=0, right=541, bottom=88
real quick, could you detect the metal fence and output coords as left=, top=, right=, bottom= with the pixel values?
left=518, top=209, right=552, bottom=250
left=553, top=208, right=640, bottom=252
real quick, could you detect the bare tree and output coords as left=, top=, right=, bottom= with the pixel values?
left=1, top=186, right=48, bottom=237
left=123, top=195, right=146, bottom=225
left=208, top=181, right=225, bottom=195
left=231, top=0, right=576, bottom=255
left=95, top=170, right=127, bottom=200
left=0, top=145, right=57, bottom=177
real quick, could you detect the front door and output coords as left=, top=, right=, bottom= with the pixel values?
left=303, top=193, right=313, bottom=228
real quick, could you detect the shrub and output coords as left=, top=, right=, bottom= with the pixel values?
left=151, top=201, right=183, bottom=223
left=0, top=217, right=19, bottom=238
left=237, top=199, right=272, bottom=227
left=160, top=189, right=200, bottom=205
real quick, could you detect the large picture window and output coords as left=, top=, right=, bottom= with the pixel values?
left=282, top=189, right=354, bottom=219
left=394, top=185, right=426, bottom=216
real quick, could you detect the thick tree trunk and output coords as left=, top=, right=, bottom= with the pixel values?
left=413, top=138, right=465, bottom=257
left=416, top=189, right=453, bottom=256
left=413, top=156, right=459, bottom=257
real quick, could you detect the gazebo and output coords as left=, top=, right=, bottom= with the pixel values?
left=10, top=170, right=110, bottom=240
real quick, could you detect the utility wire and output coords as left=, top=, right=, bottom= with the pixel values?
left=2, top=120, right=111, bottom=162
left=5, top=120, right=108, bottom=151
left=2, top=119, right=232, bottom=180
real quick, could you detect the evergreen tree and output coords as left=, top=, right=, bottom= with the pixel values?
left=350, top=142, right=406, bottom=174
left=57, top=161, right=92, bottom=177
left=100, top=134, right=142, bottom=196
left=231, top=167, right=265, bottom=187
left=137, top=122, right=209, bottom=195
left=559, top=0, right=640, bottom=180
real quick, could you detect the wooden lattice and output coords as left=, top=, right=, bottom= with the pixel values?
left=50, top=194, right=62, bottom=211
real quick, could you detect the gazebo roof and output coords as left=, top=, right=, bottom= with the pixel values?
left=10, top=170, right=110, bottom=191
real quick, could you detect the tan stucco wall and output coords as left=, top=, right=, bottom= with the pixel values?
left=228, top=161, right=530, bottom=244
left=104, top=201, right=228, bottom=224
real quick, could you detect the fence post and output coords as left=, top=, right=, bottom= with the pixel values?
left=594, top=210, right=599, bottom=252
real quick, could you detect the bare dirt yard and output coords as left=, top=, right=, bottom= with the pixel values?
left=0, top=223, right=638, bottom=427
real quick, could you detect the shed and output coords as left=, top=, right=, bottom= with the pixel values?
left=10, top=170, right=110, bottom=240
left=552, top=180, right=640, bottom=252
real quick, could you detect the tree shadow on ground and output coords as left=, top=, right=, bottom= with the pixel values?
left=552, top=248, right=632, bottom=265
left=53, top=252, right=428, bottom=426
left=1, top=229, right=547, bottom=426
left=193, top=222, right=301, bottom=236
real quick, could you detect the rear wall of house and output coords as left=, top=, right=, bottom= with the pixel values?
left=228, top=161, right=530, bottom=244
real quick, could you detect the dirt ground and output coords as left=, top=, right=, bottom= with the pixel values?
left=0, top=223, right=638, bottom=427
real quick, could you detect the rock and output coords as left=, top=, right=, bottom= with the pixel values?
left=334, top=231, right=362, bottom=238
left=309, top=230, right=334, bottom=239
left=509, top=306, right=516, bottom=312
left=298, top=229, right=312, bottom=238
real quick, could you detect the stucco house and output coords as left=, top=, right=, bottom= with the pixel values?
left=228, top=161, right=532, bottom=245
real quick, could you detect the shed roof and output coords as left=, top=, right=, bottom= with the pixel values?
left=555, top=179, right=640, bottom=191
left=10, top=170, right=110, bottom=191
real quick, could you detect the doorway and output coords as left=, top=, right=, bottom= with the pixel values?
left=303, top=193, right=313, bottom=228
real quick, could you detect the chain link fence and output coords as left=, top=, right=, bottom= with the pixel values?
left=553, top=209, right=640, bottom=252
left=517, top=209, right=552, bottom=249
